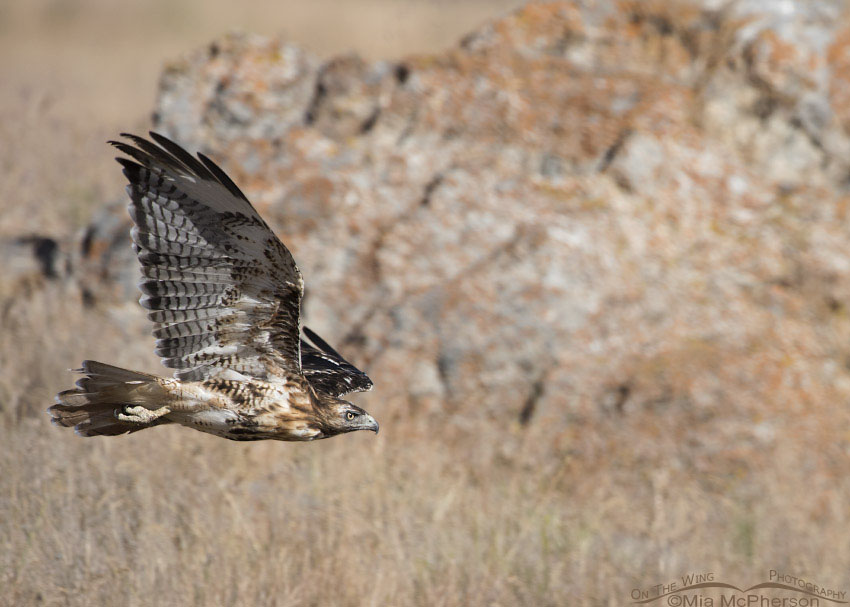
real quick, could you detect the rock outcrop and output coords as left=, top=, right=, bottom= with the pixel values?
left=63, top=0, right=850, bottom=473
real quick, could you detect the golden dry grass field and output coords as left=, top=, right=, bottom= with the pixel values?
left=2, top=1, right=850, bottom=605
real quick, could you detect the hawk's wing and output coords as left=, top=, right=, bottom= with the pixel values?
left=300, top=326, right=373, bottom=396
left=111, top=132, right=303, bottom=382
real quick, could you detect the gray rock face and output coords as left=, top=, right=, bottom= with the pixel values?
left=63, top=1, right=850, bottom=467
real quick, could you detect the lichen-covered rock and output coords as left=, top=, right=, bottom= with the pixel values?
left=64, top=1, right=850, bottom=474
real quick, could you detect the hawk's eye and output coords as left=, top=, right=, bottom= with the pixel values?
left=346, top=411, right=356, bottom=420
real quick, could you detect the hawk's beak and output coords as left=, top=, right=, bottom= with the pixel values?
left=366, top=415, right=379, bottom=435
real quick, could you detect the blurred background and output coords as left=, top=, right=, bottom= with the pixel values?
left=0, top=0, right=520, bottom=235
left=3, top=0, right=850, bottom=605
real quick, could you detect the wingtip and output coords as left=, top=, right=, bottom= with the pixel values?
left=112, top=132, right=136, bottom=146
left=148, top=131, right=171, bottom=147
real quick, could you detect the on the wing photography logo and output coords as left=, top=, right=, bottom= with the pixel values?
left=630, top=570, right=847, bottom=606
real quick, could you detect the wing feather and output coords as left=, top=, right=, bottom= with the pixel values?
left=139, top=279, right=234, bottom=297
left=300, top=326, right=373, bottom=396
left=112, top=132, right=303, bottom=381
left=197, top=152, right=250, bottom=202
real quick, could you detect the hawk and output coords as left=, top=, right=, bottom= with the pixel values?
left=49, top=132, right=377, bottom=441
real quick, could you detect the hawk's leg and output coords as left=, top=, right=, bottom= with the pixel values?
left=117, top=405, right=171, bottom=424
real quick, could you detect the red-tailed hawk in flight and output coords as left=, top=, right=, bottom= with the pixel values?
left=49, top=133, right=377, bottom=441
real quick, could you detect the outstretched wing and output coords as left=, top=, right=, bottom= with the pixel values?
left=300, top=326, right=373, bottom=396
left=111, top=132, right=303, bottom=382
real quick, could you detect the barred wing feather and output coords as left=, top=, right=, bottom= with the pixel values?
left=300, top=326, right=373, bottom=396
left=111, top=132, right=303, bottom=382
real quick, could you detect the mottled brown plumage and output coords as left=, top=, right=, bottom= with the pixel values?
left=49, top=133, right=377, bottom=441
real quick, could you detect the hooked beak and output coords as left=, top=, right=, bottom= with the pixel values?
left=366, top=414, right=379, bottom=435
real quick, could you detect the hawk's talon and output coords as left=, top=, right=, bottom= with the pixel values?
left=116, top=405, right=169, bottom=424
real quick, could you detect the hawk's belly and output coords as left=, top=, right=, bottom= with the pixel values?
left=169, top=408, right=241, bottom=434
left=159, top=377, right=322, bottom=441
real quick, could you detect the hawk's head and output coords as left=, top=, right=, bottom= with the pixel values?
left=318, top=397, right=379, bottom=437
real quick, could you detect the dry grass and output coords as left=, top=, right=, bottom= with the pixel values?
left=3, top=1, right=850, bottom=605
left=3, top=285, right=850, bottom=604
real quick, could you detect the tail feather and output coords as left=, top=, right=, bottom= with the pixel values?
left=49, top=360, right=170, bottom=437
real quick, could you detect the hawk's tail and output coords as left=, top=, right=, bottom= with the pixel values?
left=49, top=360, right=170, bottom=437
